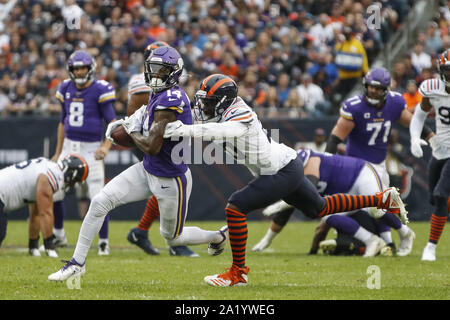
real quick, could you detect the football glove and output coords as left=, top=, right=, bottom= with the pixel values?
left=163, top=120, right=187, bottom=138
left=410, top=136, right=428, bottom=158
left=105, top=119, right=124, bottom=143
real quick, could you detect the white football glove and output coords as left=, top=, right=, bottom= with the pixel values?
left=105, top=119, right=124, bottom=143
left=410, top=136, right=428, bottom=158
left=163, top=120, right=186, bottom=138
left=428, top=135, right=437, bottom=150
left=122, top=104, right=147, bottom=135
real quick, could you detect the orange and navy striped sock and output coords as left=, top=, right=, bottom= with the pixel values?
left=225, top=207, right=247, bottom=268
left=429, top=214, right=448, bottom=244
left=318, top=194, right=378, bottom=218
left=137, top=196, right=160, bottom=231
left=447, top=197, right=450, bottom=213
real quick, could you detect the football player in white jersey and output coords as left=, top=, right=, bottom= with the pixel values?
left=0, top=155, right=88, bottom=257
left=163, top=74, right=408, bottom=287
left=125, top=41, right=199, bottom=257
left=410, top=49, right=450, bottom=261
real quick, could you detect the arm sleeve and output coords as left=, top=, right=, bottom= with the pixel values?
left=184, top=121, right=249, bottom=141
left=409, top=106, right=429, bottom=139
left=324, top=134, right=343, bottom=154
left=100, top=101, right=116, bottom=123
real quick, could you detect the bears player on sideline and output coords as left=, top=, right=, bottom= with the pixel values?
left=0, top=155, right=88, bottom=257
left=323, top=67, right=435, bottom=249
left=162, top=74, right=408, bottom=287
left=410, top=49, right=450, bottom=261
left=48, top=46, right=227, bottom=282
left=125, top=41, right=198, bottom=257
left=252, top=148, right=414, bottom=257
left=51, top=50, right=116, bottom=255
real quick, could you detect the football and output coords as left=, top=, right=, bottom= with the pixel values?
left=110, top=125, right=135, bottom=148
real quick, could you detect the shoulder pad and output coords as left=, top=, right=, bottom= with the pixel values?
left=221, top=99, right=253, bottom=123
left=154, top=89, right=188, bottom=114
left=419, top=78, right=446, bottom=97
left=128, top=73, right=151, bottom=95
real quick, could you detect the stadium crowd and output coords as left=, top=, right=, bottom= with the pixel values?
left=0, top=0, right=447, bottom=119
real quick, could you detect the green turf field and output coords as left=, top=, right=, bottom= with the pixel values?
left=0, top=220, right=449, bottom=300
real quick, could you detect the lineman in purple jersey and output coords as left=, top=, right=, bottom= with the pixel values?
left=324, top=67, right=435, bottom=246
left=51, top=50, right=116, bottom=255
left=253, top=148, right=415, bottom=257
left=49, top=46, right=227, bottom=282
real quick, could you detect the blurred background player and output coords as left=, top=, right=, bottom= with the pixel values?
left=0, top=155, right=88, bottom=258
left=410, top=49, right=450, bottom=261
left=51, top=50, right=116, bottom=255
left=125, top=41, right=198, bottom=257
left=314, top=211, right=395, bottom=256
left=252, top=148, right=414, bottom=257
left=324, top=66, right=435, bottom=248
left=49, top=46, right=228, bottom=282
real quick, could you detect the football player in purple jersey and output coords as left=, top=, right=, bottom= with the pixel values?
left=49, top=46, right=227, bottom=282
left=324, top=67, right=435, bottom=246
left=51, top=50, right=117, bottom=255
left=252, top=148, right=414, bottom=257
left=125, top=41, right=199, bottom=257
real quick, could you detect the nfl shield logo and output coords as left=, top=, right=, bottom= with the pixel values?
left=66, top=92, right=70, bottom=99
left=364, top=113, right=370, bottom=119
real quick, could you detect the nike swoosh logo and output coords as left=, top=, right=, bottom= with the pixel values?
left=230, top=109, right=238, bottom=115
left=131, top=233, right=138, bottom=242
left=161, top=185, right=169, bottom=189
left=168, top=98, right=177, bottom=101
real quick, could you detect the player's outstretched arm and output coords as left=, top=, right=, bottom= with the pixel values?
left=131, top=110, right=176, bottom=156
left=164, top=120, right=249, bottom=140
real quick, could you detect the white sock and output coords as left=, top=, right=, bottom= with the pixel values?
left=398, top=225, right=409, bottom=238
left=167, top=226, right=220, bottom=246
left=53, top=228, right=65, bottom=238
left=262, top=228, right=278, bottom=243
left=73, top=193, right=112, bottom=265
left=380, top=231, right=392, bottom=244
left=98, top=238, right=109, bottom=245
left=354, top=227, right=373, bottom=244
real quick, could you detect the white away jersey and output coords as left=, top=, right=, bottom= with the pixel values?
left=128, top=73, right=151, bottom=99
left=419, top=78, right=450, bottom=159
left=213, top=97, right=297, bottom=176
left=0, top=158, right=65, bottom=212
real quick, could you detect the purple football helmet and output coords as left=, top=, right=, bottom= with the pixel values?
left=363, top=67, right=391, bottom=105
left=67, top=50, right=96, bottom=86
left=144, top=46, right=184, bottom=92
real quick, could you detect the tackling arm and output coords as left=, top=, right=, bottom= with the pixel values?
left=130, top=110, right=177, bottom=156
left=164, top=121, right=249, bottom=141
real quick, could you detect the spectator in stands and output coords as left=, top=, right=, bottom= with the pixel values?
left=333, top=25, right=369, bottom=109
left=411, top=42, right=432, bottom=74
left=308, top=50, right=339, bottom=96
left=296, top=73, right=329, bottom=118
left=283, top=89, right=307, bottom=119
left=402, top=80, right=422, bottom=113
left=5, top=82, right=38, bottom=116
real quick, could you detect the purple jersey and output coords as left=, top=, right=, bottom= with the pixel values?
left=142, top=86, right=192, bottom=178
left=56, top=79, right=116, bottom=142
left=298, top=149, right=365, bottom=195
left=339, top=92, right=406, bottom=164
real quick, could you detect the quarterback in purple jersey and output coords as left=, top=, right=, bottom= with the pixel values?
left=49, top=46, right=228, bottom=282
left=253, top=148, right=415, bottom=257
left=51, top=50, right=116, bottom=255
